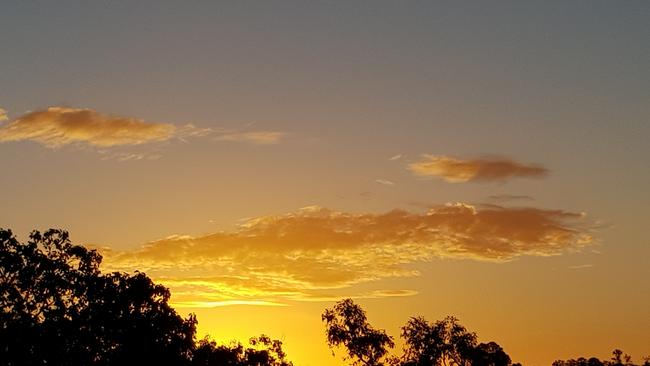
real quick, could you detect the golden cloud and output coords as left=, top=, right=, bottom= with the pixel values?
left=408, top=155, right=548, bottom=182
left=0, top=106, right=286, bottom=151
left=0, top=107, right=176, bottom=148
left=102, top=203, right=593, bottom=306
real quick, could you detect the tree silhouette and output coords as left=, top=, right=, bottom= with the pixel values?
left=553, top=350, right=649, bottom=366
left=322, top=299, right=395, bottom=366
left=193, top=335, right=292, bottom=366
left=0, top=229, right=196, bottom=366
left=470, top=342, right=511, bottom=366
left=324, top=300, right=514, bottom=366
left=401, top=316, right=479, bottom=366
left=3, top=228, right=643, bottom=366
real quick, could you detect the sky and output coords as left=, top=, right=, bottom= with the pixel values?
left=1, top=1, right=649, bottom=365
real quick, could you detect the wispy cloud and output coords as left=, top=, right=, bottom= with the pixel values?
left=102, top=203, right=593, bottom=306
left=408, top=155, right=548, bottom=183
left=389, top=154, right=403, bottom=161
left=170, top=299, right=288, bottom=308
left=375, top=179, right=396, bottom=186
left=568, top=264, right=594, bottom=270
left=0, top=107, right=175, bottom=148
left=0, top=106, right=286, bottom=153
left=99, top=151, right=162, bottom=162
left=213, top=131, right=285, bottom=145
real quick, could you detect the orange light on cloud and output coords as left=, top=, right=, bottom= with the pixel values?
left=408, top=155, right=548, bottom=183
left=102, top=203, right=593, bottom=307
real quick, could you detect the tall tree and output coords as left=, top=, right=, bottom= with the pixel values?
left=322, top=299, right=395, bottom=366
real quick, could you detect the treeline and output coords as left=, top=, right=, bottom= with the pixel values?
left=0, top=229, right=646, bottom=366
left=321, top=299, right=648, bottom=366
left=552, top=350, right=650, bottom=366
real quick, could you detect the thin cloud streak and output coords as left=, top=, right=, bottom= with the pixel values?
left=213, top=131, right=286, bottom=145
left=568, top=264, right=594, bottom=270
left=102, top=203, right=593, bottom=305
left=375, top=179, right=396, bottom=186
left=171, top=300, right=288, bottom=308
left=408, top=155, right=548, bottom=183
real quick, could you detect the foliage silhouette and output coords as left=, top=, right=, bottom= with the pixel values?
left=322, top=298, right=395, bottom=366
left=553, top=350, right=650, bottom=366
left=0, top=228, right=295, bottom=366
left=401, top=316, right=479, bottom=366
left=193, top=335, right=292, bottom=366
left=470, top=342, right=511, bottom=366
left=324, top=299, right=514, bottom=366
left=0, top=229, right=197, bottom=366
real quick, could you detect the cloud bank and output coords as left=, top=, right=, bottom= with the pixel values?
left=408, top=155, right=548, bottom=183
left=102, top=203, right=593, bottom=307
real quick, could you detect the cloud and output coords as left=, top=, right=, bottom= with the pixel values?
left=213, top=131, right=285, bottom=145
left=408, top=155, right=548, bottom=183
left=99, top=151, right=162, bottom=162
left=0, top=106, right=286, bottom=153
left=171, top=299, right=288, bottom=308
left=102, top=203, right=593, bottom=306
left=389, top=154, right=403, bottom=161
left=375, top=179, right=396, bottom=186
left=0, top=107, right=175, bottom=148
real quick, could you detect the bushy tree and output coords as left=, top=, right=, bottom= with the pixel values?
left=470, top=342, right=511, bottom=366
left=0, top=229, right=196, bottom=366
left=401, top=316, right=479, bottom=366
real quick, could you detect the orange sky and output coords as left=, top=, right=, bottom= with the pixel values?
left=1, top=2, right=649, bottom=365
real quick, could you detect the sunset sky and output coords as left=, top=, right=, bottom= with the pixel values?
left=1, top=2, right=649, bottom=365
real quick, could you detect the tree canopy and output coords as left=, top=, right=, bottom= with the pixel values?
left=322, top=298, right=395, bottom=366
left=0, top=229, right=289, bottom=366
left=323, top=299, right=513, bottom=366
left=193, top=335, right=292, bottom=366
left=552, top=350, right=650, bottom=366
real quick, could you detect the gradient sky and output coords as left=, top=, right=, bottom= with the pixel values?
left=1, top=2, right=649, bottom=365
